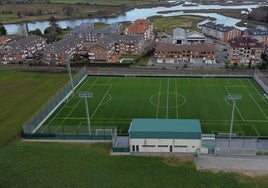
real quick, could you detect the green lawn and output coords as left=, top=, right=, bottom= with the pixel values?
left=40, top=77, right=268, bottom=136
left=0, top=70, right=68, bottom=147
left=1, top=141, right=268, bottom=188
left=151, top=15, right=205, bottom=32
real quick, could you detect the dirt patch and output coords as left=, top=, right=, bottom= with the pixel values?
left=162, top=156, right=194, bottom=167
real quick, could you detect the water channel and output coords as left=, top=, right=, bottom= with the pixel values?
left=4, top=3, right=261, bottom=35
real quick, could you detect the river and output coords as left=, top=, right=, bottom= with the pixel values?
left=4, top=3, right=261, bottom=35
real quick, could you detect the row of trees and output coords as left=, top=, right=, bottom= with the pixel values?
left=28, top=16, right=63, bottom=43
left=1, top=16, right=62, bottom=43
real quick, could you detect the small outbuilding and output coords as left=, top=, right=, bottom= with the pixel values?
left=128, top=119, right=202, bottom=153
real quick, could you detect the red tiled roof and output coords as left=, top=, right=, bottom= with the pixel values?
left=156, top=42, right=216, bottom=53
left=127, top=19, right=150, bottom=34
left=0, top=36, right=10, bottom=44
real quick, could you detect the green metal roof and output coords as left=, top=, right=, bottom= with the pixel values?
left=129, top=119, right=201, bottom=139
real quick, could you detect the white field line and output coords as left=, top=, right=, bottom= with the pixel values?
left=55, top=98, right=83, bottom=133
left=240, top=79, right=268, bottom=120
left=246, top=79, right=260, bottom=94
left=39, top=76, right=91, bottom=133
left=166, top=78, right=169, bottom=118
left=175, top=79, right=178, bottom=119
left=51, top=78, right=97, bottom=133
left=91, top=84, right=112, bottom=119
left=156, top=79, right=162, bottom=118
left=247, top=79, right=268, bottom=105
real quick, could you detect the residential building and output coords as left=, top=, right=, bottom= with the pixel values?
left=0, top=35, right=46, bottom=64
left=129, top=119, right=202, bottom=153
left=81, top=34, right=142, bottom=63
left=155, top=42, right=216, bottom=64
left=172, top=28, right=206, bottom=44
left=0, top=36, right=11, bottom=46
left=42, top=34, right=84, bottom=65
left=125, top=19, right=154, bottom=41
left=227, top=36, right=264, bottom=64
left=200, top=22, right=241, bottom=42
left=70, top=22, right=123, bottom=42
left=245, top=28, right=268, bottom=46
left=114, top=35, right=142, bottom=55
left=85, top=36, right=117, bottom=63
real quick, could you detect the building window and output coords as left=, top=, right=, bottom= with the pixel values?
left=158, top=145, right=168, bottom=147
left=142, top=145, right=155, bottom=147
left=174, top=145, right=188, bottom=148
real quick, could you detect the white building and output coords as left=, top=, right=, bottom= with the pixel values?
left=128, top=119, right=202, bottom=153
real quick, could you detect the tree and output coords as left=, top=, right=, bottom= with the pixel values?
left=29, top=28, right=43, bottom=36
left=44, top=16, right=62, bottom=43
left=0, top=22, right=7, bottom=35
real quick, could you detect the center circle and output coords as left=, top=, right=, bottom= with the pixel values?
left=150, top=92, right=186, bottom=108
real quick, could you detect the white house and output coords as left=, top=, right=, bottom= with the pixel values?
left=128, top=119, right=202, bottom=153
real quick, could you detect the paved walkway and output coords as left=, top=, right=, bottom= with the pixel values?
left=195, top=155, right=268, bottom=174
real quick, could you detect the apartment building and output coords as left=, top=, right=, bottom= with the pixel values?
left=155, top=42, right=216, bottom=64
left=200, top=22, right=241, bottom=42
left=245, top=28, right=268, bottom=46
left=0, top=35, right=46, bottom=64
left=227, top=36, right=264, bottom=64
left=70, top=22, right=123, bottom=42
left=85, top=36, right=116, bottom=63
left=84, top=34, right=142, bottom=63
left=42, top=34, right=84, bottom=65
left=125, top=19, right=154, bottom=41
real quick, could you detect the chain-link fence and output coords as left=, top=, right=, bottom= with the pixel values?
left=254, top=68, right=268, bottom=94
left=24, top=126, right=116, bottom=141
left=22, top=67, right=87, bottom=134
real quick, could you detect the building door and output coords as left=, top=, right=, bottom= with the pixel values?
left=136, top=145, right=139, bottom=152
left=169, top=145, right=173, bottom=152
left=132, top=145, right=135, bottom=152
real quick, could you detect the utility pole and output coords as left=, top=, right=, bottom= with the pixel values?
left=228, top=94, right=242, bottom=147
left=79, top=92, right=93, bottom=135
left=66, top=56, right=74, bottom=91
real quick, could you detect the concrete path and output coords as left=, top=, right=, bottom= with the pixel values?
left=195, top=155, right=268, bottom=175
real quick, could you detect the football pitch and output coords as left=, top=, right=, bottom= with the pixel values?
left=38, top=76, right=268, bottom=136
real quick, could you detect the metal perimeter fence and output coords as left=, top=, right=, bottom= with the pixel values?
left=22, top=67, right=87, bottom=134
left=24, top=126, right=117, bottom=141
left=254, top=68, right=268, bottom=94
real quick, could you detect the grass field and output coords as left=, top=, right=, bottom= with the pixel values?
left=40, top=77, right=268, bottom=136
left=2, top=142, right=268, bottom=188
left=0, top=70, right=68, bottom=146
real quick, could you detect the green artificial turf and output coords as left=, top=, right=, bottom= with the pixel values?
left=40, top=77, right=268, bottom=136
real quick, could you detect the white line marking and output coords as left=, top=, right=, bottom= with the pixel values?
left=166, top=78, right=169, bottom=118
left=240, top=79, right=268, bottom=120
left=91, top=84, right=112, bottom=118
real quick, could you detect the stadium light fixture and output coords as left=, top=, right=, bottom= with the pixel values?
left=66, top=56, right=74, bottom=91
left=228, top=94, right=242, bottom=147
left=79, top=91, right=93, bottom=135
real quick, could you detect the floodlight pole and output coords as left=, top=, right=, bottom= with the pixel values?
left=228, top=94, right=242, bottom=147
left=66, top=57, right=74, bottom=91
left=79, top=92, right=93, bottom=135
